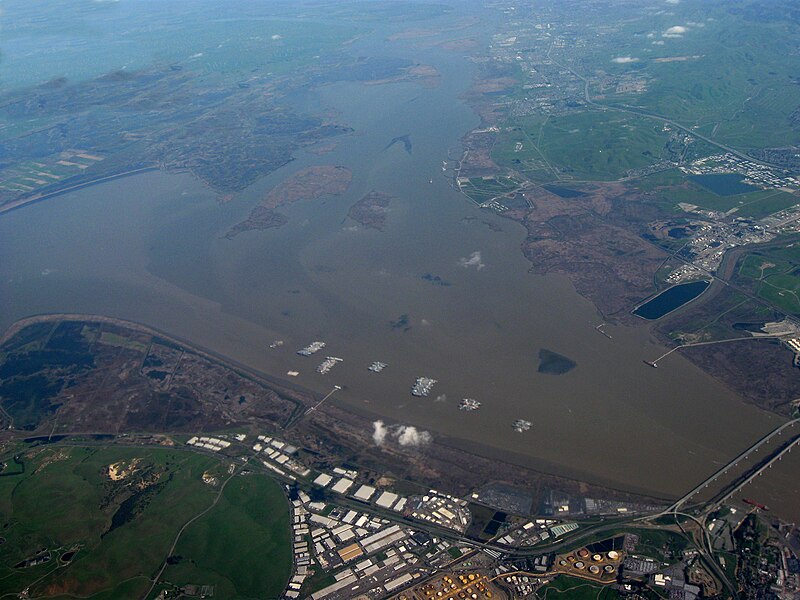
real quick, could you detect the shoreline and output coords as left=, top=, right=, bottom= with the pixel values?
left=0, top=166, right=160, bottom=217
left=0, top=312, right=673, bottom=506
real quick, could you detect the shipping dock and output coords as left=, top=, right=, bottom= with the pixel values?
left=317, top=356, right=343, bottom=375
left=297, top=341, right=326, bottom=356
left=411, top=377, right=437, bottom=397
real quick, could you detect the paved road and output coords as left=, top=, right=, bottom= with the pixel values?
left=712, top=433, right=800, bottom=507
left=663, top=418, right=800, bottom=514
left=569, top=68, right=779, bottom=169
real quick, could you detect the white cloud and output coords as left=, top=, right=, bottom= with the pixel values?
left=271, top=34, right=283, bottom=40
left=372, top=420, right=432, bottom=447
left=665, top=0, right=680, bottom=4
left=663, top=25, right=688, bottom=38
left=372, top=420, right=389, bottom=446
left=458, top=250, right=485, bottom=270
left=612, top=56, right=639, bottom=64
left=395, top=425, right=432, bottom=447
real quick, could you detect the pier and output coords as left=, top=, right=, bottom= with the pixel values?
left=646, top=333, right=789, bottom=367
left=304, top=385, right=342, bottom=416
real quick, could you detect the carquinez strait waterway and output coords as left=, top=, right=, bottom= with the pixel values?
left=0, top=32, right=782, bottom=504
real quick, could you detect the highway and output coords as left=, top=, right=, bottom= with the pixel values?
left=560, top=60, right=783, bottom=170
left=669, top=509, right=738, bottom=598
left=640, top=424, right=800, bottom=599
left=661, top=418, right=800, bottom=515
left=713, top=433, right=800, bottom=508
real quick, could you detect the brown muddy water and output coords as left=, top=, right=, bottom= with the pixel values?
left=0, top=42, right=788, bottom=515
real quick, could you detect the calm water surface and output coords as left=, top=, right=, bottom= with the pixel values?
left=634, top=281, right=710, bottom=320
left=0, top=38, right=787, bottom=510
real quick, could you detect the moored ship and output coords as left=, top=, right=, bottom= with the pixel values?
left=297, top=341, right=326, bottom=356
left=459, top=398, right=481, bottom=411
left=317, top=356, right=342, bottom=374
left=512, top=419, right=532, bottom=432
left=411, top=377, right=437, bottom=397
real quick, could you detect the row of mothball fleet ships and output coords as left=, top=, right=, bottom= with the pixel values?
left=285, top=340, right=531, bottom=431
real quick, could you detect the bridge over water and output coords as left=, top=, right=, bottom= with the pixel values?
left=661, top=418, right=800, bottom=516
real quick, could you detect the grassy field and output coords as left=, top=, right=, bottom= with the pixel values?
left=635, top=170, right=799, bottom=218
left=98, top=331, right=149, bottom=353
left=717, top=550, right=738, bottom=585
left=491, top=111, right=671, bottom=182
left=159, top=473, right=292, bottom=599
left=538, top=575, right=621, bottom=600
left=0, top=444, right=291, bottom=599
left=591, top=6, right=800, bottom=150
left=629, top=528, right=688, bottom=559
left=495, top=5, right=800, bottom=184
left=733, top=191, right=800, bottom=220
left=301, top=567, right=337, bottom=597
left=533, top=111, right=669, bottom=181
left=459, top=175, right=524, bottom=204
left=491, top=117, right=558, bottom=182
left=0, top=158, right=94, bottom=195
left=738, top=254, right=793, bottom=280
left=736, top=247, right=800, bottom=314
left=757, top=275, right=800, bottom=314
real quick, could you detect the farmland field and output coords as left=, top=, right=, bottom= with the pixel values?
left=0, top=444, right=291, bottom=599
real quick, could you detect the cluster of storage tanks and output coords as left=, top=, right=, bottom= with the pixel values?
left=557, top=549, right=620, bottom=577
